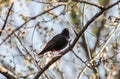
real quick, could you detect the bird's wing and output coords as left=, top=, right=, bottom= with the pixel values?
left=39, top=34, right=62, bottom=55
left=43, top=34, right=62, bottom=50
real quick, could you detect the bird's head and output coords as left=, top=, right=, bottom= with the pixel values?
left=61, top=28, right=70, bottom=40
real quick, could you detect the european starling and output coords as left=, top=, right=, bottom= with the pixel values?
left=38, top=28, right=69, bottom=55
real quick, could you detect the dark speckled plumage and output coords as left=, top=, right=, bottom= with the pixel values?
left=38, top=28, right=69, bottom=55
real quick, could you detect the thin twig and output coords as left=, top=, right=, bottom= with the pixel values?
left=71, top=50, right=92, bottom=69
left=41, top=5, right=66, bottom=23
left=73, top=0, right=104, bottom=9
left=81, top=2, right=92, bottom=60
left=0, top=3, right=14, bottom=35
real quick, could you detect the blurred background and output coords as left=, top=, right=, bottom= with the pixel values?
left=0, top=0, right=120, bottom=79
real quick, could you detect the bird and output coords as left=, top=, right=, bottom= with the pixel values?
left=38, top=28, right=70, bottom=55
